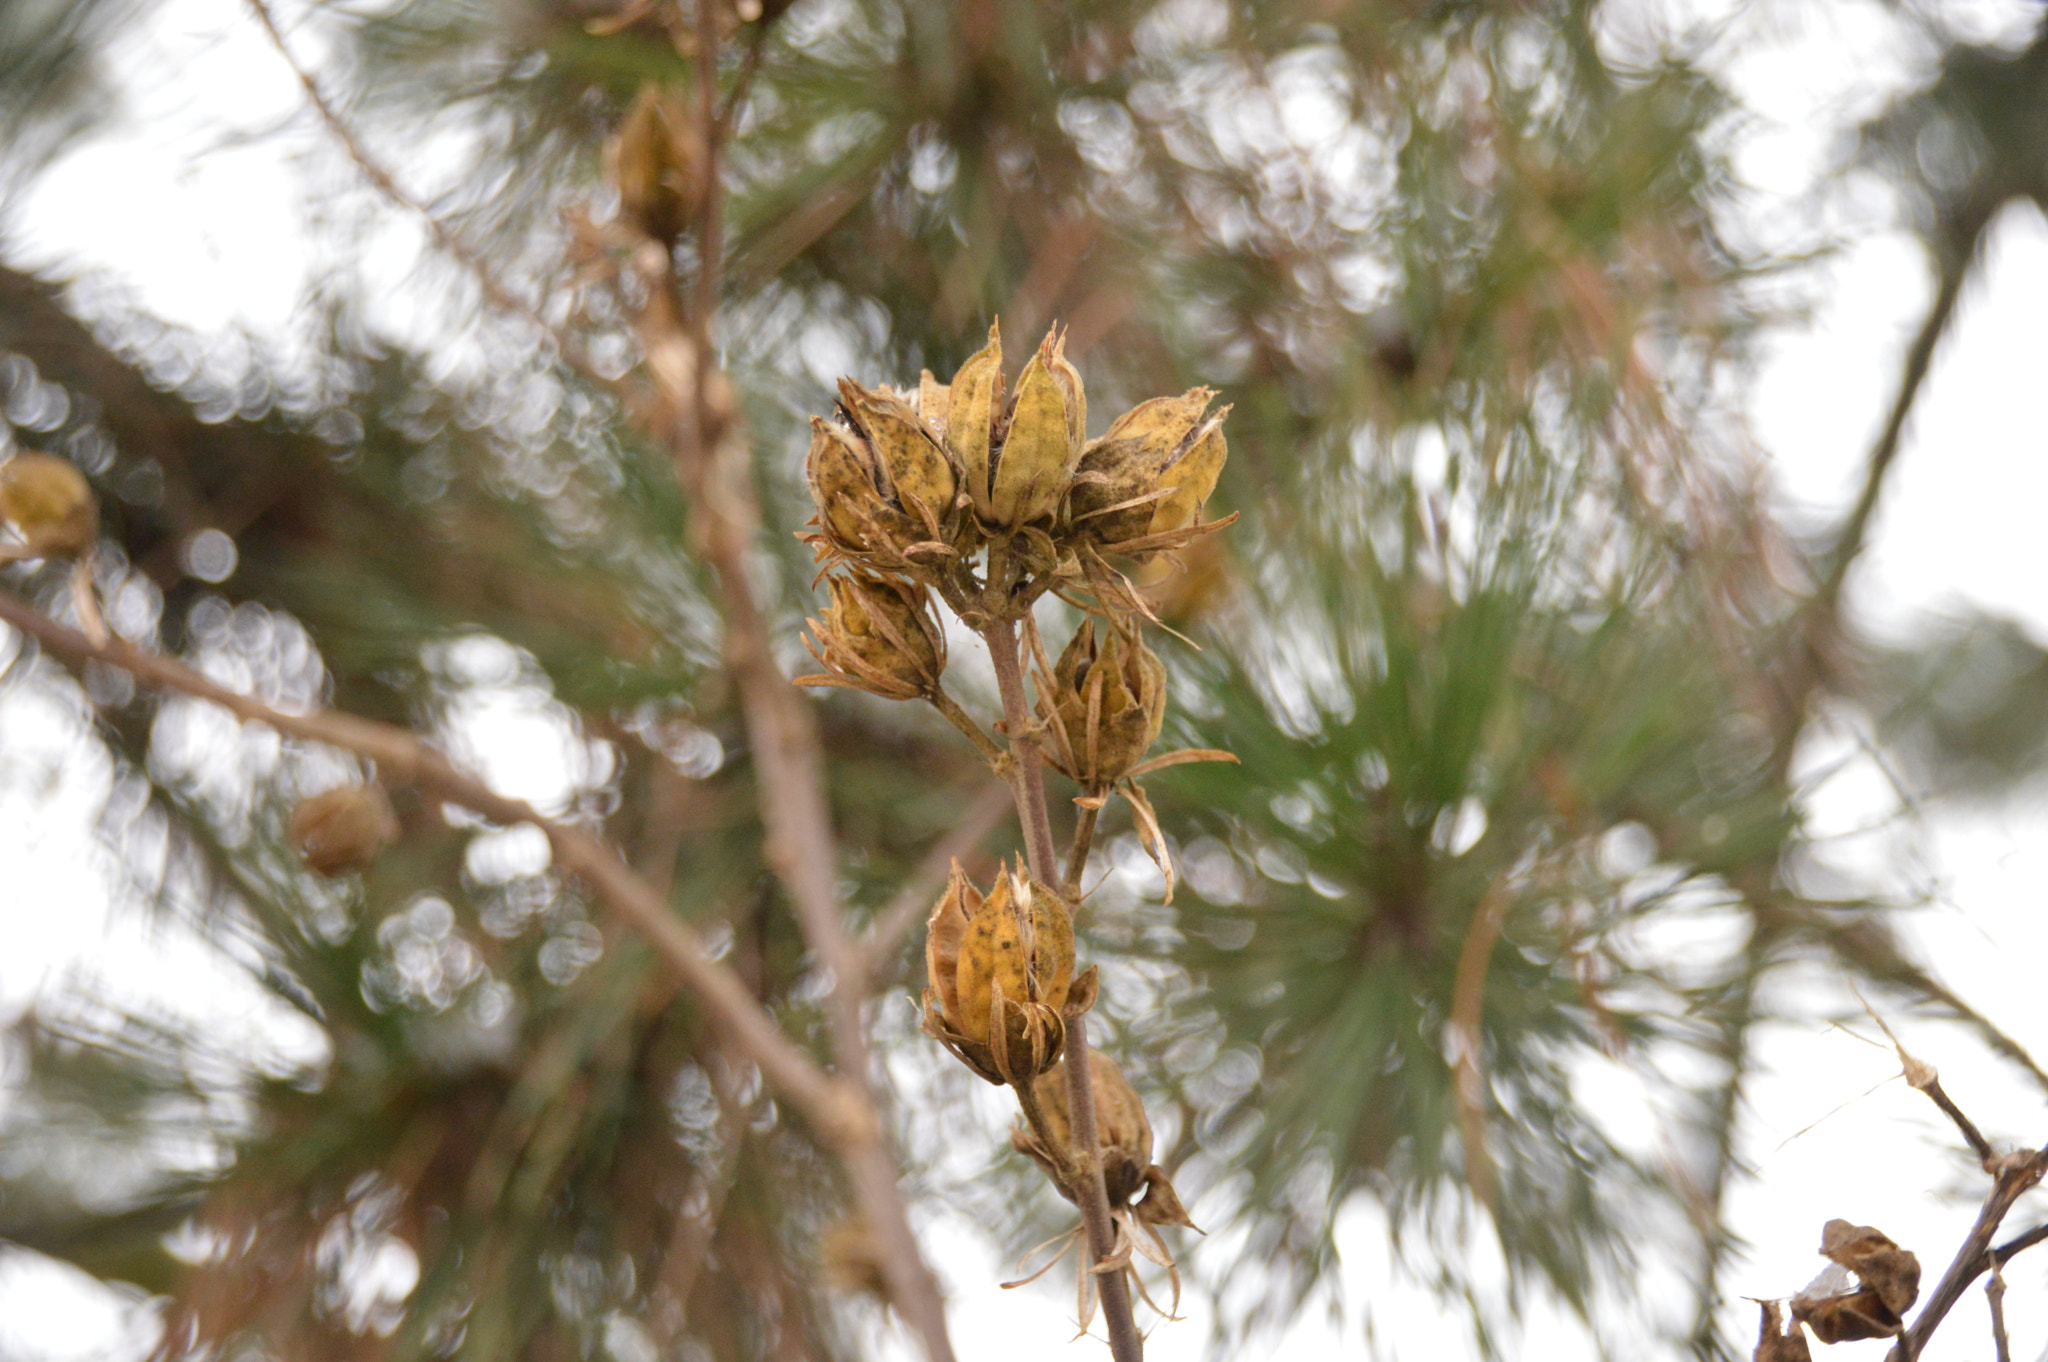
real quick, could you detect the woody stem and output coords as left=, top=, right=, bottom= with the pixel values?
left=983, top=611, right=1143, bottom=1362
left=927, top=687, right=1008, bottom=768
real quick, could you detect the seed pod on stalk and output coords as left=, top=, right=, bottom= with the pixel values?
left=796, top=571, right=945, bottom=700
left=921, top=860, right=1079, bottom=1086
left=1066, top=388, right=1229, bottom=555
left=1035, top=619, right=1167, bottom=786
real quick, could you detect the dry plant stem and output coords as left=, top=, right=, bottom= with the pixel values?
left=981, top=609, right=1143, bottom=1362
left=1987, top=1263, right=2011, bottom=1362
left=648, top=10, right=953, bottom=1354
left=1886, top=1150, right=2048, bottom=1361
left=928, top=688, right=1009, bottom=767
left=1921, top=1077, right=1995, bottom=1166
left=0, top=586, right=860, bottom=1142
left=1063, top=799, right=1102, bottom=900
left=983, top=613, right=1062, bottom=881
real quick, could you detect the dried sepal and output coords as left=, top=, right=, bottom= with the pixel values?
left=1753, top=1301, right=1813, bottom=1362
left=1788, top=1219, right=1920, bottom=1344
left=944, top=323, right=1004, bottom=523
left=289, top=785, right=400, bottom=876
left=990, top=328, right=1084, bottom=530
left=797, top=571, right=944, bottom=700
left=921, top=860, right=1075, bottom=1085
left=0, top=453, right=98, bottom=560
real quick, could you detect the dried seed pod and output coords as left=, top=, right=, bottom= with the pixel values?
left=289, top=785, right=400, bottom=876
left=940, top=323, right=1004, bottom=523
left=922, top=860, right=1075, bottom=1085
left=604, top=84, right=701, bottom=244
left=804, top=372, right=962, bottom=568
left=1036, top=619, right=1166, bottom=786
left=1013, top=1050, right=1155, bottom=1205
left=1789, top=1219, right=1921, bottom=1344
left=798, top=571, right=944, bottom=700
left=0, top=453, right=97, bottom=560
left=988, top=329, right=1085, bottom=530
left=1067, top=388, right=1228, bottom=553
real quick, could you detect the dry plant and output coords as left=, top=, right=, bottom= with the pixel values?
left=1749, top=1018, right=2048, bottom=1362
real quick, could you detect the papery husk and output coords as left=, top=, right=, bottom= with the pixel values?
left=797, top=571, right=944, bottom=700
left=921, top=860, right=1076, bottom=1085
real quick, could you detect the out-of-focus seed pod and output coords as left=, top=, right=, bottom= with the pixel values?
left=1036, top=619, right=1166, bottom=786
left=289, top=785, right=400, bottom=876
left=797, top=571, right=944, bottom=700
left=0, top=453, right=97, bottom=560
left=604, top=84, right=701, bottom=244
left=1067, top=389, right=1228, bottom=552
left=821, top=1218, right=891, bottom=1305
left=922, top=859, right=1076, bottom=1085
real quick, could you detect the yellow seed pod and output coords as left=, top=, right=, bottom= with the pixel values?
left=944, top=323, right=1003, bottom=519
left=0, top=453, right=97, bottom=560
left=989, top=330, right=1083, bottom=530
left=836, top=378, right=956, bottom=529
left=1067, top=387, right=1227, bottom=550
left=801, top=571, right=944, bottom=700
left=804, top=417, right=890, bottom=553
left=921, top=859, right=1076, bottom=1085
left=289, top=785, right=400, bottom=876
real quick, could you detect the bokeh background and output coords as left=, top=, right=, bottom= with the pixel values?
left=4, top=0, right=2048, bottom=1358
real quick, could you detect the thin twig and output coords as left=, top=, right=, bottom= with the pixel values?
left=1986, top=1260, right=2011, bottom=1362
left=859, top=781, right=1013, bottom=981
left=625, top=6, right=955, bottom=1354
left=981, top=602, right=1143, bottom=1362
left=927, top=687, right=1009, bottom=767
left=0, top=585, right=864, bottom=1144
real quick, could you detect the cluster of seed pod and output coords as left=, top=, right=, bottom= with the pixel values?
left=795, top=326, right=1231, bottom=1328
left=803, top=323, right=1228, bottom=579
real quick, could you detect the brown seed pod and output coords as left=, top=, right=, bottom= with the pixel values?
left=921, top=859, right=1076, bottom=1085
left=1035, top=619, right=1167, bottom=786
left=796, top=571, right=945, bottom=700
left=1066, top=388, right=1229, bottom=554
left=0, top=453, right=98, bottom=560
left=289, top=785, right=401, bottom=876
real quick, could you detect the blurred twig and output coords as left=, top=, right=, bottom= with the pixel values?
left=0, top=583, right=868, bottom=1143
left=244, top=0, right=612, bottom=394
left=857, top=780, right=1013, bottom=983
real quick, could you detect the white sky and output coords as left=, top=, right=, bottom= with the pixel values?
left=6, top=0, right=2048, bottom=1359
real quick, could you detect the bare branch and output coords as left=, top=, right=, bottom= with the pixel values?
left=0, top=584, right=866, bottom=1146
